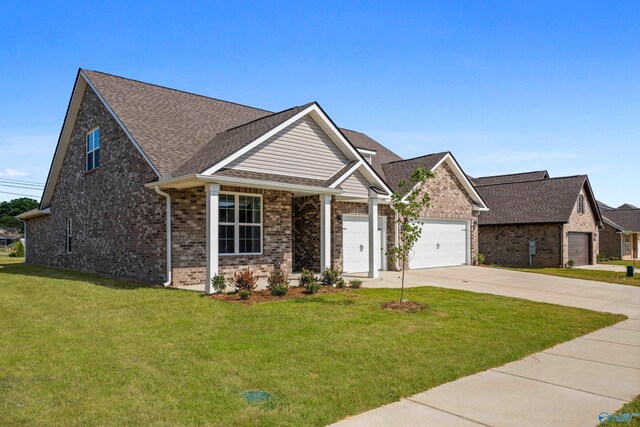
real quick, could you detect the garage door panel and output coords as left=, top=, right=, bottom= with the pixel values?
left=410, top=219, right=468, bottom=269
left=568, top=232, right=590, bottom=266
left=342, top=215, right=386, bottom=273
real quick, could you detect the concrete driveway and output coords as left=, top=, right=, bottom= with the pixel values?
left=332, top=267, right=640, bottom=427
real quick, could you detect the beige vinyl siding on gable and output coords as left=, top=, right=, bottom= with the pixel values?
left=227, top=115, right=350, bottom=180
left=339, top=169, right=370, bottom=197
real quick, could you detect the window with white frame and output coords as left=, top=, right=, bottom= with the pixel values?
left=86, top=128, right=101, bottom=171
left=577, top=194, right=585, bottom=214
left=219, top=193, right=262, bottom=255
left=65, top=218, right=72, bottom=253
left=624, top=234, right=631, bottom=254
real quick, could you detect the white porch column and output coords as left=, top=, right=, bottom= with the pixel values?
left=205, top=183, right=220, bottom=294
left=319, top=194, right=332, bottom=271
left=368, top=195, right=380, bottom=278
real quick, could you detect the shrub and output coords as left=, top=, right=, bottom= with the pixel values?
left=270, top=283, right=289, bottom=296
left=8, top=252, right=17, bottom=257
left=335, top=278, right=346, bottom=288
left=13, top=241, right=24, bottom=258
left=596, top=252, right=607, bottom=263
left=567, top=259, right=575, bottom=268
left=304, top=280, right=320, bottom=294
left=267, top=268, right=289, bottom=288
left=321, top=268, right=340, bottom=286
left=349, top=279, right=362, bottom=289
left=477, top=253, right=486, bottom=265
left=210, top=274, right=227, bottom=293
left=299, top=268, right=317, bottom=288
left=232, top=270, right=258, bottom=292
left=239, top=290, right=252, bottom=300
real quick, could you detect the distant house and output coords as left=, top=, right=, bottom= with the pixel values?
left=0, top=227, right=20, bottom=247
left=474, top=172, right=602, bottom=268
left=599, top=207, right=640, bottom=260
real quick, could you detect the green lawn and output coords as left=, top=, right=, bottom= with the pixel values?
left=605, top=259, right=639, bottom=268
left=508, top=267, right=640, bottom=287
left=599, top=395, right=640, bottom=426
left=0, top=259, right=625, bottom=426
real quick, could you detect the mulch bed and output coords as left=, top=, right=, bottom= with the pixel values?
left=381, top=300, right=427, bottom=312
left=206, top=285, right=346, bottom=304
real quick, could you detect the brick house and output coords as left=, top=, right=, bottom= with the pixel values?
left=598, top=206, right=640, bottom=260
left=473, top=172, right=603, bottom=268
left=18, top=69, right=487, bottom=291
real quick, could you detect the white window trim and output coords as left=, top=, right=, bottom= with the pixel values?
left=219, top=192, right=263, bottom=256
left=86, top=127, right=101, bottom=171
left=65, top=218, right=72, bottom=254
left=578, top=194, right=585, bottom=215
left=624, top=234, right=631, bottom=254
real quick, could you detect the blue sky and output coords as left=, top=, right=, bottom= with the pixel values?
left=1, top=1, right=638, bottom=205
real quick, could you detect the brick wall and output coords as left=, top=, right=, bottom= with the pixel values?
left=292, top=196, right=320, bottom=271
left=479, top=223, right=562, bottom=268
left=598, top=223, right=621, bottom=259
left=170, top=185, right=293, bottom=286
left=25, top=86, right=166, bottom=283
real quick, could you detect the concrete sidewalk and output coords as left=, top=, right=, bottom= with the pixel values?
left=576, top=264, right=630, bottom=273
left=332, top=267, right=640, bottom=427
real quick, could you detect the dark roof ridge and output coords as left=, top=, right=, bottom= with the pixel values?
left=474, top=174, right=586, bottom=188
left=382, top=151, right=450, bottom=166
left=81, top=68, right=275, bottom=114
left=221, top=102, right=314, bottom=133
left=474, top=170, right=548, bottom=180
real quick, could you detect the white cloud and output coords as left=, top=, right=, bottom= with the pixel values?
left=0, top=168, right=29, bottom=177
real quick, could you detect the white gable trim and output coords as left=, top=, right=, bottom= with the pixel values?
left=401, top=153, right=489, bottom=210
left=202, top=103, right=392, bottom=196
left=40, top=71, right=160, bottom=208
left=328, top=160, right=363, bottom=188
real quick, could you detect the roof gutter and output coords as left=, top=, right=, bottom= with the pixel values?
left=154, top=186, right=172, bottom=287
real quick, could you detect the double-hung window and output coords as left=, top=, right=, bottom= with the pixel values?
left=86, top=128, right=101, bottom=171
left=219, top=193, right=262, bottom=255
left=624, top=234, right=631, bottom=254
left=65, top=219, right=72, bottom=253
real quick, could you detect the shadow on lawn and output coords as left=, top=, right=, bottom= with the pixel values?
left=0, top=261, right=156, bottom=290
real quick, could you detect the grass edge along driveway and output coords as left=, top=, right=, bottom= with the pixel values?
left=504, top=265, right=640, bottom=288
left=0, top=259, right=626, bottom=426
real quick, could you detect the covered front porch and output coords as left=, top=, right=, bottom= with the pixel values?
left=149, top=175, right=389, bottom=293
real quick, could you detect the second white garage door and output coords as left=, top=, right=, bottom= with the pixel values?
left=410, top=219, right=468, bottom=269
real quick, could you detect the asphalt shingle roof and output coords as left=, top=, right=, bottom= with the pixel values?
left=475, top=175, right=591, bottom=225
left=618, top=203, right=638, bottom=210
left=603, top=209, right=640, bottom=232
left=381, top=152, right=449, bottom=194
left=82, top=70, right=402, bottom=178
left=471, top=170, right=549, bottom=187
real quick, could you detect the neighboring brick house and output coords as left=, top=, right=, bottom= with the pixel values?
left=598, top=206, right=640, bottom=260
left=18, top=69, right=487, bottom=290
left=474, top=173, right=603, bottom=268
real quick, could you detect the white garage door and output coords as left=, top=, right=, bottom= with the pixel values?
left=343, top=215, right=386, bottom=273
left=410, top=219, right=468, bottom=269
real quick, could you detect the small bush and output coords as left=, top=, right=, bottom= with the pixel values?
left=210, top=274, right=227, bottom=293
left=270, top=283, right=289, bottom=296
left=321, top=268, right=341, bottom=286
left=349, top=279, right=362, bottom=289
left=477, top=253, right=486, bottom=265
left=232, top=270, right=258, bottom=292
left=238, top=290, right=252, bottom=300
left=299, top=268, right=317, bottom=288
left=304, top=280, right=320, bottom=294
left=335, top=278, right=346, bottom=289
left=8, top=252, right=17, bottom=257
left=567, top=259, right=575, bottom=268
left=267, top=268, right=289, bottom=288
left=13, top=241, right=24, bottom=258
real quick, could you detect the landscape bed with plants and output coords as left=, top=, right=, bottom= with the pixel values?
left=0, top=257, right=625, bottom=426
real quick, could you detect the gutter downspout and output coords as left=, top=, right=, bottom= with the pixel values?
left=559, top=224, right=564, bottom=268
left=155, top=186, right=172, bottom=287
left=391, top=205, right=400, bottom=271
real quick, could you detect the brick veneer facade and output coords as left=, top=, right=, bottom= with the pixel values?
left=599, top=223, right=622, bottom=259
left=292, top=196, right=320, bottom=271
left=479, top=224, right=562, bottom=267
left=479, top=186, right=599, bottom=268
left=25, top=86, right=167, bottom=283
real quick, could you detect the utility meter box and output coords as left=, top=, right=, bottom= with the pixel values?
left=529, top=240, right=537, bottom=256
